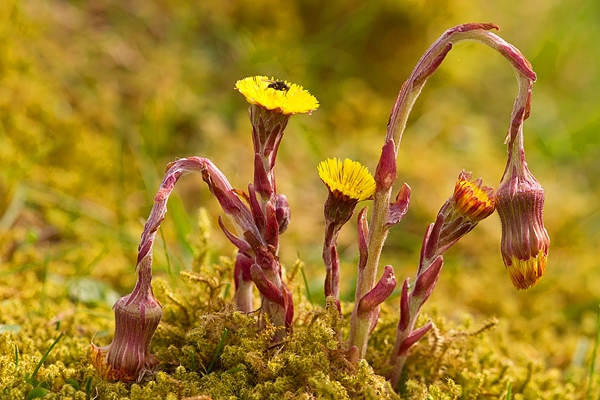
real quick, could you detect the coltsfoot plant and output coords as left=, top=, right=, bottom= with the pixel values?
left=0, top=23, right=559, bottom=399
left=84, top=24, right=549, bottom=398
left=88, top=23, right=551, bottom=397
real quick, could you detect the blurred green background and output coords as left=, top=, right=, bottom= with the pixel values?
left=1, top=0, right=599, bottom=383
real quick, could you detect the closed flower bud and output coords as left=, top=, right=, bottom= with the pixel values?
left=495, top=165, right=549, bottom=290
left=91, top=267, right=162, bottom=382
left=274, top=194, right=291, bottom=234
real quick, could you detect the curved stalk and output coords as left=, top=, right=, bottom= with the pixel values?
left=349, top=23, right=536, bottom=359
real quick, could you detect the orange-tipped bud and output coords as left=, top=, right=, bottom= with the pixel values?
left=452, top=171, right=496, bottom=222
left=431, top=171, right=495, bottom=257
left=495, top=165, right=549, bottom=290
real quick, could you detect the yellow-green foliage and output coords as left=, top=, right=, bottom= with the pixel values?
left=368, top=309, right=583, bottom=399
left=2, top=0, right=600, bottom=399
left=0, top=220, right=593, bottom=399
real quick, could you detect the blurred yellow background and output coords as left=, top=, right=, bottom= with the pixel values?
left=1, top=0, right=599, bottom=383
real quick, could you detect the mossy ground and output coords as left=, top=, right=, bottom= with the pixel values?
left=2, top=0, right=600, bottom=399
left=0, top=219, right=594, bottom=398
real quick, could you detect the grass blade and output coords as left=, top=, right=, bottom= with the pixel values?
left=207, top=328, right=228, bottom=374
left=160, top=227, right=175, bottom=288
left=301, top=265, right=313, bottom=304
left=27, top=332, right=64, bottom=384
left=587, top=304, right=600, bottom=400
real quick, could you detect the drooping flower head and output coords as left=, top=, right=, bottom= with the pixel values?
left=493, top=90, right=550, bottom=292
left=495, top=163, right=549, bottom=290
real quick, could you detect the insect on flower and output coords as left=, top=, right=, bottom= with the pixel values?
left=236, top=76, right=319, bottom=115
left=264, top=79, right=290, bottom=93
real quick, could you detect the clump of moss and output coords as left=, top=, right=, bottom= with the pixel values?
left=0, top=203, right=593, bottom=399
left=0, top=208, right=596, bottom=399
left=0, top=266, right=112, bottom=399
left=130, top=243, right=398, bottom=399
left=365, top=306, right=585, bottom=399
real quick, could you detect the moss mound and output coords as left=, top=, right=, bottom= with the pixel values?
left=0, top=224, right=591, bottom=398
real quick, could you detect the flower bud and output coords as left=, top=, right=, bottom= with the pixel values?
left=495, top=165, right=549, bottom=290
left=91, top=290, right=162, bottom=382
left=432, top=170, right=495, bottom=257
left=274, top=194, right=291, bottom=234
left=450, top=171, right=496, bottom=222
left=374, top=139, right=397, bottom=192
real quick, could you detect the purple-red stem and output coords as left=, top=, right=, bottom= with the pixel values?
left=348, top=23, right=537, bottom=362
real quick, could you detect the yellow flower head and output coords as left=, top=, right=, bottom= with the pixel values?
left=452, top=172, right=495, bottom=222
left=505, top=249, right=547, bottom=290
left=235, top=76, right=319, bottom=115
left=318, top=158, right=376, bottom=202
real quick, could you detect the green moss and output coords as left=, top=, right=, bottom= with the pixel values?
left=146, top=266, right=397, bottom=399
left=1, top=1, right=599, bottom=399
left=0, top=216, right=597, bottom=399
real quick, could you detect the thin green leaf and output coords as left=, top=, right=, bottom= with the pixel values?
left=587, top=304, right=600, bottom=400
left=40, top=253, right=50, bottom=313
left=225, top=366, right=243, bottom=374
left=27, top=332, right=64, bottom=384
left=85, top=377, right=93, bottom=395
left=190, top=348, right=195, bottom=371
left=222, top=282, right=230, bottom=300
left=301, top=265, right=313, bottom=304
left=207, top=328, right=228, bottom=374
